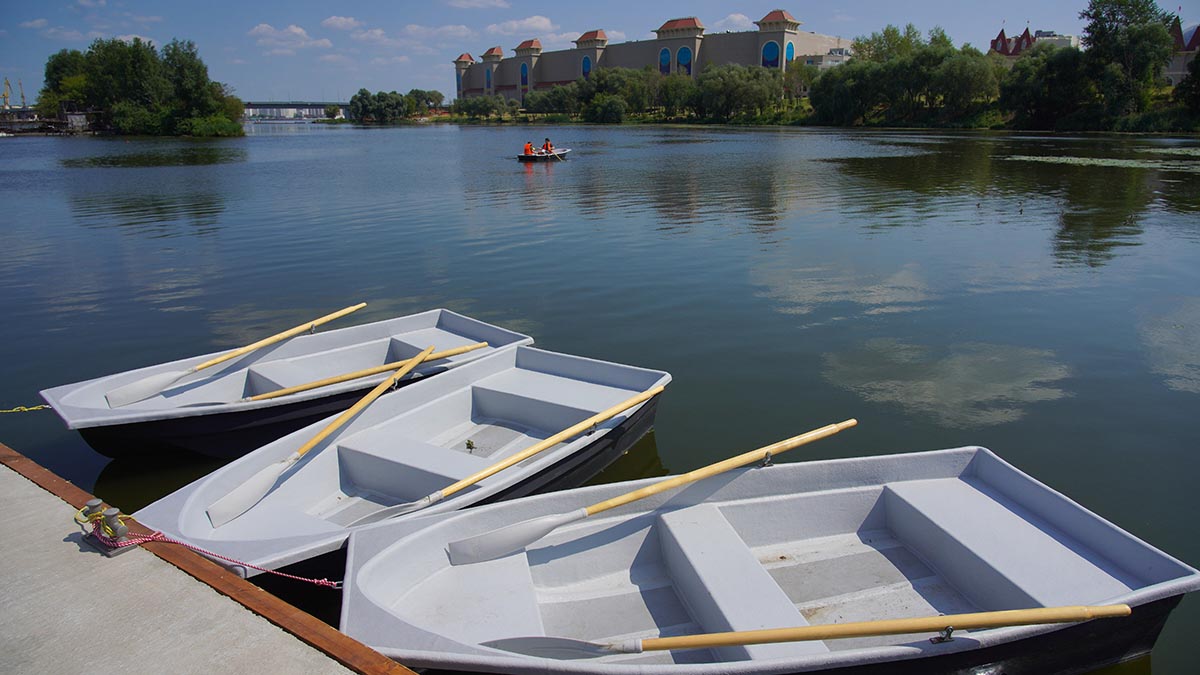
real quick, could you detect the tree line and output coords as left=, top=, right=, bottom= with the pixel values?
left=38, top=38, right=244, bottom=136
left=451, top=0, right=1198, bottom=131
left=347, top=88, right=445, bottom=123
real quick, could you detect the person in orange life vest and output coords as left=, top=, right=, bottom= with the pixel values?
left=523, top=141, right=534, bottom=155
left=542, top=138, right=554, bottom=153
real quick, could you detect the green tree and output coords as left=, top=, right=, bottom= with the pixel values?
left=162, top=39, right=218, bottom=119
left=931, top=52, right=998, bottom=119
left=1174, top=55, right=1200, bottom=113
left=349, top=88, right=371, bottom=121
left=1000, top=43, right=1094, bottom=128
left=852, top=24, right=926, bottom=63
left=783, top=63, right=819, bottom=101
left=809, top=59, right=880, bottom=125
left=324, top=104, right=340, bottom=119
left=657, top=73, right=697, bottom=116
left=582, top=92, right=627, bottom=123
left=1079, top=0, right=1175, bottom=114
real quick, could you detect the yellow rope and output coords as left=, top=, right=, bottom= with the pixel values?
left=1, top=404, right=49, bottom=413
left=74, top=505, right=134, bottom=538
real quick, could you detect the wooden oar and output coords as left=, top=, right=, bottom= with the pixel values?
left=205, top=345, right=436, bottom=528
left=104, top=302, right=367, bottom=407
left=481, top=604, right=1132, bottom=659
left=346, top=384, right=667, bottom=527
left=446, top=419, right=857, bottom=565
left=245, top=342, right=487, bottom=402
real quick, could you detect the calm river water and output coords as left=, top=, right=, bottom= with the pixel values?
left=1, top=123, right=1197, bottom=672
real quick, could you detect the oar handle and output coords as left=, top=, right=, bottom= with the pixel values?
left=292, top=345, right=435, bottom=460
left=247, top=342, right=488, bottom=402
left=439, top=384, right=667, bottom=499
left=584, top=419, right=857, bottom=518
left=639, top=604, right=1131, bottom=652
left=192, top=302, right=367, bottom=372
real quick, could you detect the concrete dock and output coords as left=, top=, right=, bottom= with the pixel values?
left=0, top=443, right=413, bottom=675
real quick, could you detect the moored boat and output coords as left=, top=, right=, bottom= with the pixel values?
left=40, top=309, right=532, bottom=457
left=133, top=345, right=671, bottom=574
left=341, top=446, right=1200, bottom=674
left=517, top=148, right=571, bottom=162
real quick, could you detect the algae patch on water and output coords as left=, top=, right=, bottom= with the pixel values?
left=1001, top=154, right=1200, bottom=173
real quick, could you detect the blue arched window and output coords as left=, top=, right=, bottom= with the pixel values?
left=485, top=68, right=492, bottom=89
left=677, top=47, right=692, bottom=75
left=456, top=71, right=462, bottom=91
left=762, top=41, right=780, bottom=68
left=659, top=48, right=671, bottom=75
left=582, top=56, right=592, bottom=78
left=786, top=42, right=795, bottom=63
left=520, top=63, right=528, bottom=86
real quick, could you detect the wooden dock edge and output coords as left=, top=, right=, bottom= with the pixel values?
left=0, top=442, right=416, bottom=675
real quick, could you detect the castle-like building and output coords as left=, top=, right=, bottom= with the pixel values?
left=453, top=9, right=848, bottom=102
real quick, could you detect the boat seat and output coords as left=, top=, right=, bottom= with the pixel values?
left=336, top=434, right=496, bottom=502
left=475, top=368, right=634, bottom=419
left=884, top=478, right=1135, bottom=610
left=658, top=504, right=830, bottom=662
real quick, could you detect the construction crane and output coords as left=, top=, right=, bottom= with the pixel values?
left=19, top=80, right=27, bottom=109
left=1, top=78, right=10, bottom=110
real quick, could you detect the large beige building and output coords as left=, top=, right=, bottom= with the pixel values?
left=453, top=9, right=848, bottom=102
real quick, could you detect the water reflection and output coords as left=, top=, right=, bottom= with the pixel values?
left=71, top=192, right=225, bottom=236
left=586, top=431, right=668, bottom=485
left=751, top=262, right=933, bottom=317
left=61, top=145, right=246, bottom=168
left=93, top=452, right=228, bottom=513
left=822, top=339, right=1070, bottom=428
left=1139, top=297, right=1200, bottom=395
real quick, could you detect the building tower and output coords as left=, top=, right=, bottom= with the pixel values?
left=654, top=18, right=704, bottom=76
left=513, top=39, right=542, bottom=102
left=755, top=9, right=801, bottom=71
left=573, top=30, right=608, bottom=80
left=481, top=46, right=503, bottom=96
left=453, top=53, right=474, bottom=100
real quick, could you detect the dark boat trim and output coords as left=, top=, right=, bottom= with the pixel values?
left=80, top=372, right=444, bottom=459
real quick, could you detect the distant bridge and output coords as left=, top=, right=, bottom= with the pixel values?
left=243, top=101, right=348, bottom=120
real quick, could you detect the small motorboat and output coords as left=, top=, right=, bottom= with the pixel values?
left=517, top=148, right=571, bottom=162
left=340, top=446, right=1200, bottom=674
left=133, top=345, right=671, bottom=574
left=41, top=308, right=532, bottom=457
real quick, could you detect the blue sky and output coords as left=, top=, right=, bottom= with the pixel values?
left=1, top=1, right=1186, bottom=102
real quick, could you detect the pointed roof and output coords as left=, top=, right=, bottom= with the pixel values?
left=576, top=29, right=607, bottom=43
left=991, top=28, right=1009, bottom=55
left=515, top=38, right=542, bottom=50
left=1186, top=23, right=1200, bottom=51
left=453, top=53, right=474, bottom=63
left=483, top=46, right=503, bottom=57
left=759, top=9, right=797, bottom=23
left=657, top=17, right=703, bottom=32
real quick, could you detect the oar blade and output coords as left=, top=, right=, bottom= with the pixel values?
left=481, top=636, right=617, bottom=659
left=448, top=508, right=588, bottom=565
left=104, top=369, right=189, bottom=407
left=206, top=460, right=289, bottom=527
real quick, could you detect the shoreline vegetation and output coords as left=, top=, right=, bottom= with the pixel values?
left=36, top=38, right=243, bottom=137
left=362, top=1, right=1200, bottom=134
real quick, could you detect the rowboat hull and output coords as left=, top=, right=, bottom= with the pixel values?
left=517, top=149, right=570, bottom=162
left=341, top=447, right=1200, bottom=675
left=134, top=346, right=670, bottom=576
left=41, top=309, right=533, bottom=458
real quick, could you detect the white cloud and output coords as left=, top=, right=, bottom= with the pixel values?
left=116, top=34, right=155, bottom=45
left=351, top=27, right=409, bottom=48
left=228, top=58, right=248, bottom=65
left=78, top=0, right=106, bottom=7
left=539, top=31, right=581, bottom=49
left=20, top=19, right=48, bottom=29
left=830, top=13, right=855, bottom=23
left=486, top=15, right=556, bottom=36
left=403, top=23, right=474, bottom=40
left=606, top=30, right=626, bottom=42
left=266, top=48, right=296, bottom=56
left=713, top=13, right=754, bottom=32
left=322, top=16, right=362, bottom=30
left=445, top=0, right=510, bottom=8
left=248, top=23, right=332, bottom=51
left=370, top=55, right=411, bottom=65
left=43, top=27, right=88, bottom=41
left=319, top=53, right=353, bottom=64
